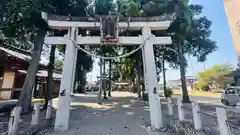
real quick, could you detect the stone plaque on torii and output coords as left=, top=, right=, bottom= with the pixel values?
left=42, top=12, right=173, bottom=132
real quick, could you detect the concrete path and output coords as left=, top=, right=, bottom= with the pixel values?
left=46, top=92, right=164, bottom=135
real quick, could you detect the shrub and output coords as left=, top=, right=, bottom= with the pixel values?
left=165, top=87, right=173, bottom=97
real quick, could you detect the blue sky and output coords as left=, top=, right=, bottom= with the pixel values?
left=87, top=0, right=238, bottom=83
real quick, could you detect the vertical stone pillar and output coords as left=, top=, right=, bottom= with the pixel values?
left=216, top=107, right=230, bottom=135
left=31, top=103, right=40, bottom=125
left=178, top=98, right=185, bottom=121
left=8, top=106, right=21, bottom=135
left=142, top=26, right=163, bottom=129
left=54, top=27, right=78, bottom=131
left=0, top=71, right=15, bottom=99
left=70, top=29, right=78, bottom=94
left=167, top=97, right=173, bottom=116
left=192, top=102, right=202, bottom=130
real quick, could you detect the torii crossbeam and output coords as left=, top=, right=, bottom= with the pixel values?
left=42, top=12, right=173, bottom=132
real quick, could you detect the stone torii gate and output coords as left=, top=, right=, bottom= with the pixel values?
left=42, top=12, right=173, bottom=132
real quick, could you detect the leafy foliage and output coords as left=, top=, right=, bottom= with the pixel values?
left=0, top=0, right=218, bottom=105
left=74, top=48, right=93, bottom=93
left=55, top=59, right=64, bottom=69
left=165, top=3, right=216, bottom=102
left=94, top=0, right=116, bottom=15
left=196, top=64, right=234, bottom=91
left=165, top=4, right=217, bottom=67
left=0, top=0, right=49, bottom=39
left=113, top=1, right=217, bottom=102
left=0, top=0, right=91, bottom=112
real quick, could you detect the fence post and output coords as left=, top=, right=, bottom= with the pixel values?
left=192, top=102, right=202, bottom=130
left=159, top=101, right=164, bottom=128
left=46, top=100, right=52, bottom=119
left=31, top=103, right=40, bottom=125
left=216, top=107, right=230, bottom=135
left=178, top=99, right=184, bottom=121
left=8, top=106, right=21, bottom=135
left=167, top=97, right=173, bottom=116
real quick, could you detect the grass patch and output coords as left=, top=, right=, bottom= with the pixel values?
left=32, top=98, right=44, bottom=103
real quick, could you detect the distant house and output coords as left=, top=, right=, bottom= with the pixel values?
left=167, top=76, right=197, bottom=90
left=0, top=45, right=62, bottom=100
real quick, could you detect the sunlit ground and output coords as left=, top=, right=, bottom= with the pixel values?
left=52, top=91, right=137, bottom=110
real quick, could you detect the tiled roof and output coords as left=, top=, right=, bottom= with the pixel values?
left=0, top=47, right=47, bottom=66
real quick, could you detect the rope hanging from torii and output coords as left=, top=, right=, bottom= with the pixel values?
left=43, top=12, right=174, bottom=60
left=66, top=34, right=154, bottom=60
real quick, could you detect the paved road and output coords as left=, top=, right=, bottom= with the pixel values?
left=173, top=94, right=221, bottom=105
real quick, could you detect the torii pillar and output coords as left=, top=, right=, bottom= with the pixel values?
left=142, top=26, right=163, bottom=129
left=42, top=12, right=172, bottom=131
left=54, top=27, right=78, bottom=131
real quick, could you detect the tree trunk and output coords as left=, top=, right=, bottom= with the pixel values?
left=33, top=77, right=38, bottom=98
left=139, top=55, right=145, bottom=100
left=162, top=56, right=167, bottom=98
left=103, top=59, right=107, bottom=99
left=136, top=65, right=141, bottom=100
left=108, top=59, right=112, bottom=97
left=43, top=45, right=56, bottom=109
left=17, top=29, right=47, bottom=113
left=177, top=42, right=190, bottom=103
left=136, top=76, right=141, bottom=99
left=98, top=59, right=103, bottom=104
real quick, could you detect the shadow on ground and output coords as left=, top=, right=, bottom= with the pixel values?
left=45, top=92, right=162, bottom=135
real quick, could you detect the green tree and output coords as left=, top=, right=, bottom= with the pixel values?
left=115, top=0, right=217, bottom=103
left=74, top=48, right=93, bottom=93
left=1, top=0, right=50, bottom=112
left=166, top=3, right=217, bottom=103
left=55, top=59, right=64, bottom=69
left=0, top=0, right=89, bottom=112
left=94, top=0, right=116, bottom=15
left=197, top=64, right=234, bottom=91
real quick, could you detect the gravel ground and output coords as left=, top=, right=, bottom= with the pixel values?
left=44, top=92, right=168, bottom=135
left=1, top=92, right=240, bottom=135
